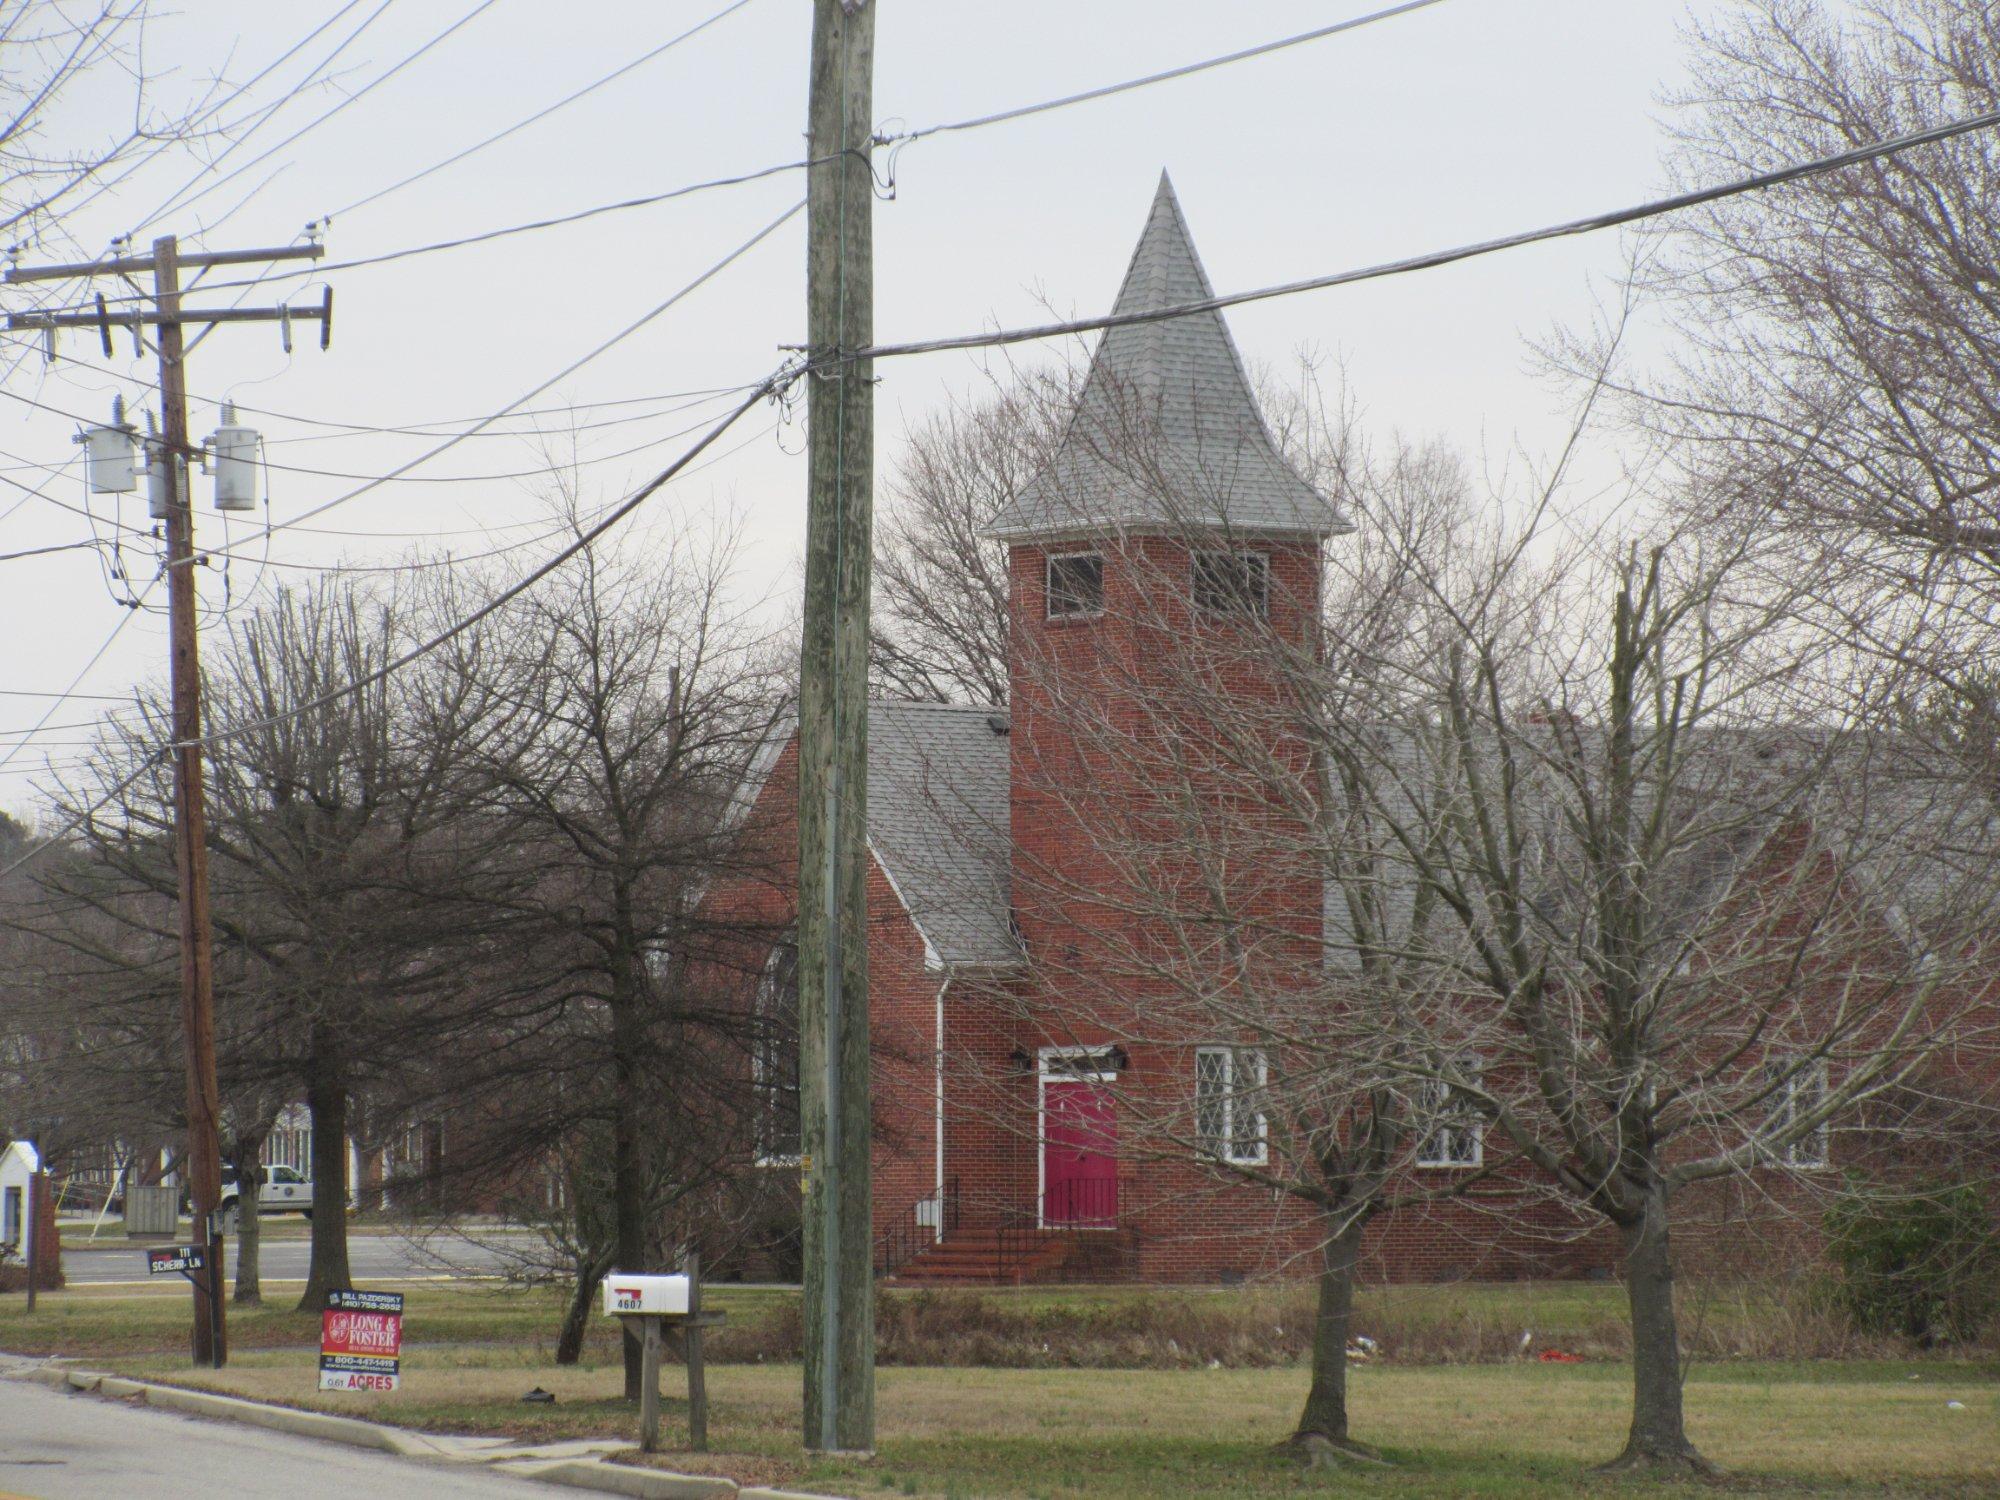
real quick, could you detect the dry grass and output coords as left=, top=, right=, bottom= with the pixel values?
left=16, top=1280, right=1994, bottom=1496
left=108, top=1351, right=2000, bottom=1498
left=5, top=1277, right=1985, bottom=1368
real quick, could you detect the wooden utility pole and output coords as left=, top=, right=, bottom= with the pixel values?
left=798, top=0, right=876, bottom=1455
left=7, top=237, right=329, bottom=1368
left=155, top=233, right=228, bottom=1369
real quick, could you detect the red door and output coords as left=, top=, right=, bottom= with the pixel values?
left=1043, top=1080, right=1117, bottom=1228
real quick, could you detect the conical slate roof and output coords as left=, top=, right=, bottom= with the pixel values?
left=987, top=173, right=1347, bottom=541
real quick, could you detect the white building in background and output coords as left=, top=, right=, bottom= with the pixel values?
left=1, top=1138, right=41, bottom=1261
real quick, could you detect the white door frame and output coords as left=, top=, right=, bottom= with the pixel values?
left=1035, top=1046, right=1119, bottom=1231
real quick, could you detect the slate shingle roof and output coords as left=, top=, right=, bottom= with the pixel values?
left=865, top=701, right=1017, bottom=969
left=1319, top=724, right=2000, bottom=973
left=987, top=172, right=1347, bottom=541
left=734, top=702, right=1017, bottom=970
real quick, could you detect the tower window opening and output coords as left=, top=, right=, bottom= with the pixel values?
left=1193, top=550, right=1269, bottom=618
left=1047, top=552, right=1105, bottom=619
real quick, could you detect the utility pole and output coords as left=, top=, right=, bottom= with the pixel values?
left=7, top=238, right=329, bottom=1368
left=798, top=0, right=875, bottom=1455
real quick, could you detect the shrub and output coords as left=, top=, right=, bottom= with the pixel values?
left=1824, top=1179, right=2000, bottom=1345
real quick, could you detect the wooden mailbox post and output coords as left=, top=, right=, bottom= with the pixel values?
left=603, top=1255, right=726, bottom=1453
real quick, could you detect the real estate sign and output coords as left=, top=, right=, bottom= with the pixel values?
left=319, top=1289, right=403, bottom=1392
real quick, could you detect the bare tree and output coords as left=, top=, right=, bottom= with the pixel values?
left=1630, top=0, right=2000, bottom=735
left=0, top=2, right=219, bottom=242
left=19, top=574, right=509, bottom=1310
left=1318, top=516, right=1997, bottom=1472
left=416, top=508, right=788, bottom=1397
left=871, top=366, right=1075, bottom=703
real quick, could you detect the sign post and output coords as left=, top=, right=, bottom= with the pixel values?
left=145, top=1241, right=219, bottom=1365
left=603, top=1269, right=727, bottom=1453
left=319, top=1289, right=404, bottom=1392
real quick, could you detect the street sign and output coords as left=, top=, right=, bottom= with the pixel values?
left=319, top=1289, right=403, bottom=1393
left=145, top=1245, right=206, bottom=1277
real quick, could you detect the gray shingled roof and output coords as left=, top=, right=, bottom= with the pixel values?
left=867, top=701, right=1017, bottom=969
left=987, top=172, right=1347, bottom=541
left=731, top=702, right=1018, bottom=969
left=1319, top=724, right=2000, bottom=974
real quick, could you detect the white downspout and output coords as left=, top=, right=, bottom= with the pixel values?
left=934, top=975, right=949, bottom=1239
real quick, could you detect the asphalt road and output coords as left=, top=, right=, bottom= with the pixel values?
left=58, top=1231, right=535, bottom=1286
left=0, top=1375, right=540, bottom=1498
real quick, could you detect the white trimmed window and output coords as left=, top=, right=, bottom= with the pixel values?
left=1416, top=1065, right=1484, bottom=1169
left=752, top=942, right=802, bottom=1166
left=1192, top=550, right=1270, bottom=618
left=1046, top=552, right=1105, bottom=618
left=1194, top=1046, right=1267, bottom=1165
left=1765, top=1059, right=1830, bottom=1169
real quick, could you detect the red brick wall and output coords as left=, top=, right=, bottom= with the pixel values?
left=701, top=734, right=941, bottom=1252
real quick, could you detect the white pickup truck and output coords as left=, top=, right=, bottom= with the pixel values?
left=217, top=1163, right=313, bottom=1228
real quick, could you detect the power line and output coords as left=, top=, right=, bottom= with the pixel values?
left=53, top=0, right=382, bottom=231
left=156, top=414, right=784, bottom=577
left=0, top=371, right=792, bottom=881
left=331, top=0, right=761, bottom=220
left=0, top=690, right=130, bottom=702
left=882, top=0, right=1455, bottom=145
left=0, top=538, right=113, bottom=565
left=125, top=0, right=407, bottom=238
left=6, top=203, right=801, bottom=555
left=2, top=332, right=762, bottom=442
left=140, top=0, right=511, bottom=238
left=0, top=576, right=159, bottom=781
left=245, top=405, right=755, bottom=484
left=28, top=2, right=1457, bottom=315
left=193, top=199, right=804, bottom=564
left=845, top=103, right=2000, bottom=365
left=136, top=157, right=832, bottom=297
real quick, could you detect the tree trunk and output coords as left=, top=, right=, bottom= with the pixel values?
left=612, top=988, right=646, bottom=1401
left=1285, top=1213, right=1381, bottom=1466
left=297, top=1043, right=353, bottom=1311
left=556, top=1252, right=613, bottom=1366
left=1605, top=1188, right=1712, bottom=1473
left=233, top=1136, right=263, bottom=1307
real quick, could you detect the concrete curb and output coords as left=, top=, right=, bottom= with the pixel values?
left=526, top=1460, right=736, bottom=1498
left=4, top=1360, right=848, bottom=1500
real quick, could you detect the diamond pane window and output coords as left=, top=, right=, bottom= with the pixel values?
left=1194, top=1047, right=1267, bottom=1165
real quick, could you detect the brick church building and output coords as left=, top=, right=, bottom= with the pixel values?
left=716, top=174, right=1606, bottom=1285
left=716, top=175, right=1987, bottom=1286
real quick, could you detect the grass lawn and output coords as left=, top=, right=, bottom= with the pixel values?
left=87, top=1350, right=2000, bottom=1499
left=0, top=1282, right=792, bottom=1361
left=8, top=1283, right=1996, bottom=1496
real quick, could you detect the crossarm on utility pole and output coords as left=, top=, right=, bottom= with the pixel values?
left=5, top=243, right=324, bottom=284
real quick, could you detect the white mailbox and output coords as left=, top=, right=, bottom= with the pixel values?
left=603, top=1273, right=690, bottom=1317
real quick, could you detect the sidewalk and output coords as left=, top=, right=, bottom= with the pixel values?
left=1, top=1354, right=836, bottom=1500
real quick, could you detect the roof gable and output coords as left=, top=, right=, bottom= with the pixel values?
left=732, top=702, right=1018, bottom=971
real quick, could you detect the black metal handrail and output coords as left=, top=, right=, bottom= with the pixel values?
left=994, top=1178, right=1122, bottom=1283
left=873, top=1175, right=960, bottom=1278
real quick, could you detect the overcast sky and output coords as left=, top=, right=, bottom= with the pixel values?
left=0, top=0, right=1727, bottom=821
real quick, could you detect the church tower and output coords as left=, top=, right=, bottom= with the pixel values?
left=980, top=174, right=1346, bottom=1245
